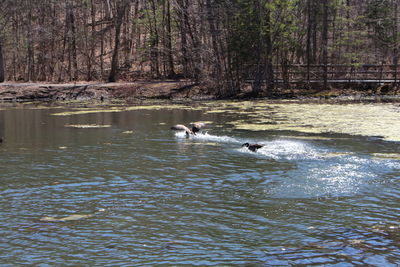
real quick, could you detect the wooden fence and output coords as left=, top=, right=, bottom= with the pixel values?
left=271, top=64, right=400, bottom=85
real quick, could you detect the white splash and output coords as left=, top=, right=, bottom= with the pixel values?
left=236, top=139, right=323, bottom=161
left=175, top=131, right=240, bottom=143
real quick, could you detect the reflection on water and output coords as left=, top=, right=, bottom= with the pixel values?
left=0, top=101, right=399, bottom=266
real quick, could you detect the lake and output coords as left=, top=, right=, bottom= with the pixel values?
left=0, top=100, right=399, bottom=265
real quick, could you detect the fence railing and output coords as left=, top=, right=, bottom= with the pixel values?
left=271, top=64, right=400, bottom=84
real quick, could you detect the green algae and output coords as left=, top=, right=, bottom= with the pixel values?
left=204, top=109, right=229, bottom=114
left=65, top=124, right=111, bottom=128
left=23, top=105, right=64, bottom=110
left=321, top=152, right=354, bottom=158
left=190, top=121, right=214, bottom=125
left=21, top=101, right=44, bottom=105
left=279, top=135, right=348, bottom=141
left=51, top=104, right=203, bottom=116
left=200, top=100, right=400, bottom=141
left=181, top=142, right=220, bottom=146
left=39, top=214, right=93, bottom=222
left=5, top=99, right=400, bottom=141
left=196, top=100, right=400, bottom=142
left=52, top=108, right=125, bottom=116
left=372, top=153, right=400, bottom=160
left=224, top=101, right=400, bottom=142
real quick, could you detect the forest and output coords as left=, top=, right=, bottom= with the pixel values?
left=0, top=0, right=399, bottom=97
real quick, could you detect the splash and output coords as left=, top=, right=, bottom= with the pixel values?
left=233, top=138, right=391, bottom=198
left=236, top=139, right=323, bottom=161
left=257, top=140, right=321, bottom=160
left=174, top=131, right=239, bottom=143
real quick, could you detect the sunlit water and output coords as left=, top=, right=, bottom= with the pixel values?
left=0, top=101, right=399, bottom=266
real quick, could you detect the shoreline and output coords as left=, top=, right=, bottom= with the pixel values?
left=1, top=81, right=400, bottom=103
left=0, top=80, right=202, bottom=102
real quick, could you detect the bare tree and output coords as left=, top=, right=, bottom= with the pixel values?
left=0, top=0, right=398, bottom=96
left=108, top=0, right=130, bottom=82
left=0, top=38, right=4, bottom=82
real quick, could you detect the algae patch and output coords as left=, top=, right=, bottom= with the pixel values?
left=39, top=214, right=93, bottom=222
left=321, top=152, right=354, bottom=158
left=223, top=102, right=400, bottom=142
left=372, top=153, right=400, bottom=160
left=181, top=142, right=220, bottom=146
left=190, top=121, right=214, bottom=125
left=52, top=108, right=124, bottom=116
left=65, top=124, right=111, bottom=128
left=278, top=135, right=348, bottom=141
left=51, top=103, right=202, bottom=116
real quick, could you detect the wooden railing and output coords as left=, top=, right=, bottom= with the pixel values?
left=272, top=64, right=400, bottom=84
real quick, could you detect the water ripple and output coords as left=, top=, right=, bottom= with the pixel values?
left=0, top=105, right=399, bottom=265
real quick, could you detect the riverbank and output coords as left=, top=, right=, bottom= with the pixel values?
left=0, top=80, right=209, bottom=102
left=1, top=80, right=400, bottom=102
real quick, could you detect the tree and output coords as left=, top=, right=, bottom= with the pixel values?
left=322, top=0, right=329, bottom=90
left=163, top=0, right=175, bottom=78
left=108, top=0, right=130, bottom=82
left=0, top=0, right=398, bottom=96
left=0, top=38, right=4, bottom=82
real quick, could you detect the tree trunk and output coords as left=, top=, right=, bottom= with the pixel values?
left=36, top=12, right=47, bottom=81
left=264, top=5, right=274, bottom=93
left=100, top=0, right=105, bottom=79
left=66, top=2, right=78, bottom=81
left=132, top=0, right=140, bottom=66
left=252, top=0, right=264, bottom=96
left=123, top=2, right=133, bottom=69
left=322, top=0, right=329, bottom=91
left=0, top=38, right=4, bottom=82
left=306, top=0, right=311, bottom=85
left=165, top=0, right=175, bottom=78
left=206, top=0, right=224, bottom=95
left=393, top=0, right=398, bottom=86
left=87, top=0, right=97, bottom=81
left=176, top=0, right=190, bottom=78
left=27, top=8, right=35, bottom=81
left=70, top=6, right=78, bottom=81
left=108, top=0, right=128, bottom=82
left=149, top=0, right=160, bottom=78
left=311, top=1, right=318, bottom=63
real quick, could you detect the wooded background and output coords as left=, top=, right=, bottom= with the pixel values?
left=0, top=0, right=398, bottom=97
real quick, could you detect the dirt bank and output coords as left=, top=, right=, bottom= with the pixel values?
left=1, top=80, right=400, bottom=102
left=0, top=80, right=212, bottom=102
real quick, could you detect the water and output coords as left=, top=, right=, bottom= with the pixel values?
left=0, top=101, right=399, bottom=266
